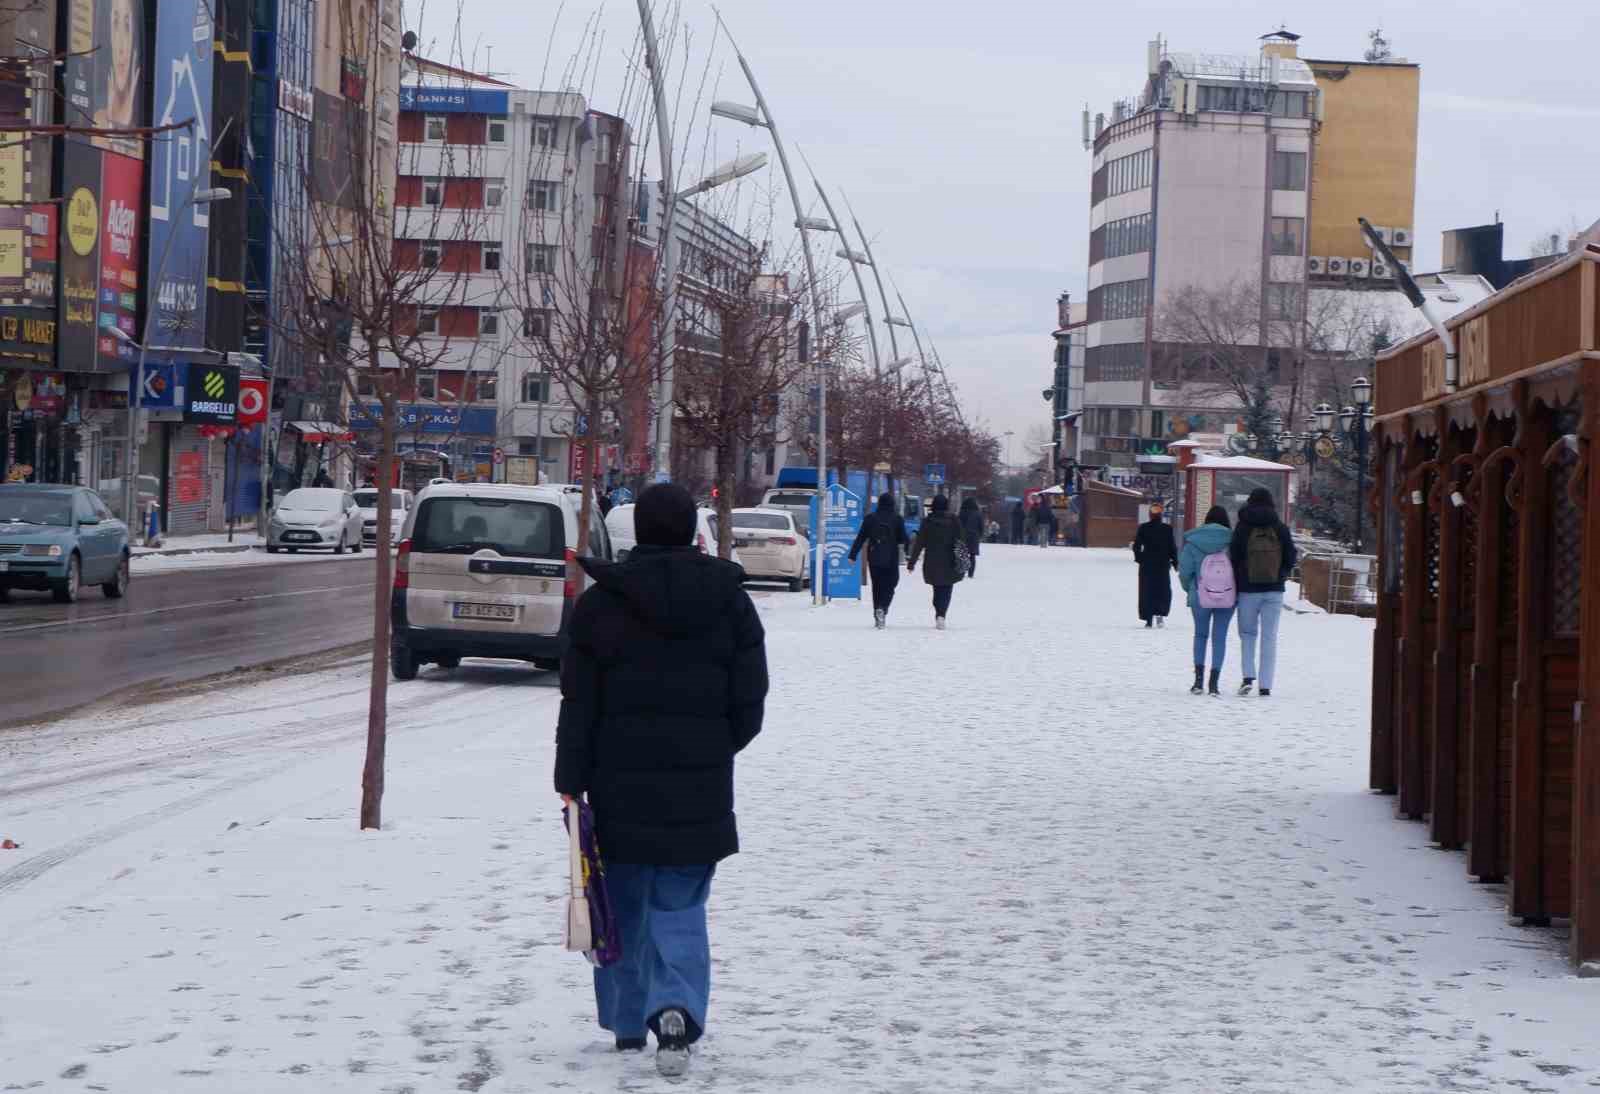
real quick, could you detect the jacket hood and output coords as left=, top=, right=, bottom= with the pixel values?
left=579, top=546, right=748, bottom=637
left=1184, top=523, right=1232, bottom=552
left=876, top=493, right=895, bottom=513
left=1238, top=503, right=1279, bottom=529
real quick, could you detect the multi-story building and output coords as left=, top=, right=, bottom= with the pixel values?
left=1050, top=293, right=1087, bottom=465
left=1078, top=30, right=1422, bottom=468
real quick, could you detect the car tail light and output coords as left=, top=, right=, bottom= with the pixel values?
left=565, top=547, right=580, bottom=599
left=696, top=532, right=707, bottom=553
left=774, top=536, right=797, bottom=546
left=394, top=539, right=412, bottom=589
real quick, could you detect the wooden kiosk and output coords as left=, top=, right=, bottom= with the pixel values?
left=1369, top=245, right=1600, bottom=969
left=1180, top=454, right=1294, bottom=533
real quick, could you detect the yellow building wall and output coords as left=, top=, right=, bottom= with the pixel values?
left=1305, top=61, right=1420, bottom=263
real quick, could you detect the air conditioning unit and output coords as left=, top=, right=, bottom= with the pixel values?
left=1349, top=258, right=1371, bottom=277
left=1307, top=256, right=1327, bottom=275
left=1326, top=257, right=1348, bottom=275
left=1370, top=260, right=1393, bottom=280
left=1371, top=226, right=1394, bottom=245
left=1391, top=227, right=1413, bottom=248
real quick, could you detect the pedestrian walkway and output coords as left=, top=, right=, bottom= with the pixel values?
left=2, top=547, right=1595, bottom=1091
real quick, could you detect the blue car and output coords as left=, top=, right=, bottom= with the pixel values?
left=0, top=484, right=131, bottom=603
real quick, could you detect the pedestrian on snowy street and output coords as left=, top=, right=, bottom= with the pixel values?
left=554, top=482, right=768, bottom=1078
left=958, top=496, right=983, bottom=578
left=1033, top=498, right=1057, bottom=547
left=1229, top=487, right=1297, bottom=697
left=1132, top=502, right=1179, bottom=628
left=849, top=491, right=910, bottom=629
left=1178, top=505, right=1236, bottom=696
left=1009, top=501, right=1026, bottom=545
left=907, top=493, right=964, bottom=629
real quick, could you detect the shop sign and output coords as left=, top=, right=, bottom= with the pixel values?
left=129, top=361, right=182, bottom=409
left=27, top=371, right=66, bottom=415
left=237, top=378, right=268, bottom=425
left=0, top=307, right=56, bottom=362
left=183, top=361, right=239, bottom=423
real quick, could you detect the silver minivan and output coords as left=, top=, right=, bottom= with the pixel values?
left=389, top=483, right=610, bottom=679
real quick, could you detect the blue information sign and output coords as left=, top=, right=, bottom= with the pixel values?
left=815, top=482, right=863, bottom=600
left=924, top=463, right=946, bottom=485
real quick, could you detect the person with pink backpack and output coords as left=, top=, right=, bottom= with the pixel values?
left=1177, top=506, right=1237, bottom=696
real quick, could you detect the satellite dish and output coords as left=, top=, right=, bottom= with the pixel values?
left=401, top=30, right=418, bottom=52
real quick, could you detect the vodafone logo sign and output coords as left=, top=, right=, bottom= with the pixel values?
left=237, top=379, right=269, bottom=426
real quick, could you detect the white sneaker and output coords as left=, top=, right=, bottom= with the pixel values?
left=935, top=617, right=947, bottom=631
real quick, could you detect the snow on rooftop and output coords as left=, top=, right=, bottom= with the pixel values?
left=1193, top=454, right=1294, bottom=472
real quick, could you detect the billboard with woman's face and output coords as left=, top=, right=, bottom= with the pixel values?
left=94, top=0, right=147, bottom=158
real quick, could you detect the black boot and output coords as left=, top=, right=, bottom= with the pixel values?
left=1190, top=666, right=1204, bottom=695
left=1208, top=668, right=1221, bottom=696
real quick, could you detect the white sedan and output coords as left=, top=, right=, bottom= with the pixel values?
left=266, top=488, right=365, bottom=554
left=606, top=504, right=740, bottom=565
left=730, top=508, right=810, bottom=591
left=353, top=487, right=414, bottom=547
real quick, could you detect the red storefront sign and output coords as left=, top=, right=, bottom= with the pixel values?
left=569, top=439, right=586, bottom=483
left=237, top=378, right=269, bottom=426
left=175, top=451, right=205, bottom=502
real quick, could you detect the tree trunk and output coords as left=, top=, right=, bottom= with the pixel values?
left=715, top=441, right=735, bottom=559
left=360, top=389, right=394, bottom=830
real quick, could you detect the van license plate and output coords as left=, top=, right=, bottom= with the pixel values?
left=454, top=602, right=516, bottom=621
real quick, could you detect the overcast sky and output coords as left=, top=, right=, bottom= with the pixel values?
left=432, top=0, right=1595, bottom=451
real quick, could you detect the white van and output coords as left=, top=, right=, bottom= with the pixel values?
left=605, top=503, right=738, bottom=564
left=390, top=482, right=611, bottom=679
left=759, top=488, right=817, bottom=529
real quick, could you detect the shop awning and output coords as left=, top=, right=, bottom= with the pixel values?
left=287, top=421, right=355, bottom=443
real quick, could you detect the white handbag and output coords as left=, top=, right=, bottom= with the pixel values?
left=565, top=804, right=593, bottom=953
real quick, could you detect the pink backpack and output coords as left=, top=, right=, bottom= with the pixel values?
left=1198, top=551, right=1236, bottom=610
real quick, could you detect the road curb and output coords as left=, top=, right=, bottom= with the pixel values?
left=131, top=544, right=259, bottom=559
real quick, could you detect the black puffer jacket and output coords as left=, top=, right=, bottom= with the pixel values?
left=555, top=545, right=768, bottom=865
left=908, top=511, right=964, bottom=586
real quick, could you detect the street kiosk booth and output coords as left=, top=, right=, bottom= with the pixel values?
left=1368, top=244, right=1600, bottom=969
left=1079, top=479, right=1143, bottom=547
left=1180, top=454, right=1294, bottom=533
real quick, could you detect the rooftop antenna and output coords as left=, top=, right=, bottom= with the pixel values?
left=1364, top=27, right=1392, bottom=62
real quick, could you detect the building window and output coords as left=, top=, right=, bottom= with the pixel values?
left=424, top=114, right=446, bottom=142
left=1269, top=216, right=1305, bottom=256
left=479, top=310, right=500, bottom=337
left=525, top=244, right=556, bottom=275
left=533, top=118, right=558, bottom=149
left=417, top=368, right=437, bottom=397
left=1271, top=150, right=1307, bottom=191
left=1083, top=342, right=1144, bottom=382
left=1105, top=149, right=1152, bottom=198
left=355, top=371, right=375, bottom=396
left=521, top=372, right=550, bottom=402
left=475, top=373, right=497, bottom=401
left=525, top=180, right=560, bottom=212
left=1089, top=278, right=1148, bottom=322
left=420, top=241, right=440, bottom=268
left=488, top=116, right=507, bottom=143
left=1270, top=90, right=1311, bottom=118
left=1103, top=212, right=1153, bottom=260
left=483, top=243, right=502, bottom=271
left=423, top=176, right=442, bottom=205
left=1267, top=283, right=1301, bottom=321
left=596, top=130, right=613, bottom=162
left=485, top=180, right=504, bottom=208
left=522, top=309, right=552, bottom=341
left=416, top=309, right=439, bottom=336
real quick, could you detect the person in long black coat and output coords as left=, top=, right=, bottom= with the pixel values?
left=907, top=493, right=963, bottom=628
left=848, top=492, right=910, bottom=628
left=1009, top=502, right=1026, bottom=544
left=958, top=496, right=983, bottom=577
left=556, top=483, right=768, bottom=1071
left=1132, top=502, right=1180, bottom=627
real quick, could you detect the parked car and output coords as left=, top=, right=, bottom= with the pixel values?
left=605, top=503, right=740, bottom=565
left=759, top=487, right=817, bottom=530
left=730, top=507, right=810, bottom=591
left=390, top=482, right=612, bottom=680
left=0, top=484, right=130, bottom=603
left=266, top=488, right=365, bottom=554
left=354, top=487, right=415, bottom=547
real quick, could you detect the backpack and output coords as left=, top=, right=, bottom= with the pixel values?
left=1246, top=525, right=1283, bottom=586
left=867, top=516, right=897, bottom=562
left=1198, top=551, right=1236, bottom=609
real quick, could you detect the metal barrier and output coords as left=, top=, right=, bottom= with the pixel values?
left=1298, top=553, right=1378, bottom=616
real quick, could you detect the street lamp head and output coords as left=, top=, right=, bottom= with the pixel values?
left=835, top=301, right=867, bottom=323
left=709, top=100, right=764, bottom=127
left=885, top=316, right=912, bottom=328
left=1246, top=434, right=1260, bottom=452
left=1304, top=413, right=1317, bottom=430
left=885, top=356, right=913, bottom=373
left=676, top=153, right=768, bottom=202
left=194, top=187, right=232, bottom=204
left=835, top=247, right=870, bottom=265
left=1268, top=414, right=1284, bottom=435
left=110, top=327, right=138, bottom=348
left=1340, top=405, right=1357, bottom=431
left=1351, top=375, right=1373, bottom=407
left=1314, top=401, right=1336, bottom=434
left=794, top=215, right=835, bottom=232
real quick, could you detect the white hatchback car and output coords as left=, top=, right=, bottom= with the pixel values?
left=354, top=487, right=414, bottom=547
left=606, top=503, right=739, bottom=564
left=267, top=487, right=366, bottom=554
left=730, top=507, right=810, bottom=590
left=391, top=482, right=611, bottom=679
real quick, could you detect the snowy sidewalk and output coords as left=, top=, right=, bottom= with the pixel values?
left=2, top=547, right=1597, bottom=1092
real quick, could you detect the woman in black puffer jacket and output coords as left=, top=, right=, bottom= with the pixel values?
left=907, top=493, right=965, bottom=629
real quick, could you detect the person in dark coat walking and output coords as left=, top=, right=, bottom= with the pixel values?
left=1032, top=497, right=1057, bottom=547
left=907, top=493, right=963, bottom=629
left=848, top=491, right=910, bottom=628
left=1132, top=502, right=1179, bottom=627
left=958, top=496, right=983, bottom=577
left=1228, top=486, right=1298, bottom=697
left=555, top=483, right=768, bottom=1077
left=1009, top=501, right=1026, bottom=544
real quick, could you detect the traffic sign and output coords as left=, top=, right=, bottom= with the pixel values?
left=924, top=463, right=946, bottom=485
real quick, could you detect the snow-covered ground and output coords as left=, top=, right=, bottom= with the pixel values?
left=130, top=535, right=377, bottom=576
left=3, top=546, right=1597, bottom=1092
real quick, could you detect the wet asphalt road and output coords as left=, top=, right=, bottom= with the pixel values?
left=0, top=556, right=377, bottom=727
